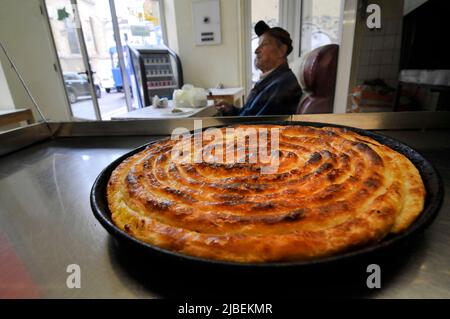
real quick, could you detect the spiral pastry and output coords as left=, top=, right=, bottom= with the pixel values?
left=107, top=125, right=425, bottom=263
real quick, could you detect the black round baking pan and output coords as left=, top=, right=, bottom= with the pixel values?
left=91, top=121, right=444, bottom=271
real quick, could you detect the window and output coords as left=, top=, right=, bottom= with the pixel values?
left=300, top=0, right=343, bottom=55
left=65, top=20, right=81, bottom=54
left=251, top=0, right=280, bottom=84
left=247, top=0, right=343, bottom=88
left=115, top=0, right=164, bottom=47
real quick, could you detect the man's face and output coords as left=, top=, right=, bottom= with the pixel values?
left=254, top=34, right=286, bottom=73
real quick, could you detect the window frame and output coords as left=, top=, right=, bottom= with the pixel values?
left=279, top=0, right=302, bottom=61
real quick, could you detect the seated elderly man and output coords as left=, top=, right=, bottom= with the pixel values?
left=216, top=21, right=302, bottom=116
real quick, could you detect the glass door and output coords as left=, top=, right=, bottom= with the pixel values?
left=45, top=0, right=101, bottom=120
left=75, top=0, right=133, bottom=120
left=45, top=0, right=138, bottom=120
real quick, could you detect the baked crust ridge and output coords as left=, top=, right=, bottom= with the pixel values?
left=107, top=125, right=425, bottom=263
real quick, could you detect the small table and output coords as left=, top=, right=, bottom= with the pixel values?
left=207, top=87, right=245, bottom=106
left=111, top=101, right=217, bottom=120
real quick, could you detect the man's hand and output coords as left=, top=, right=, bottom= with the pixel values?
left=215, top=100, right=235, bottom=116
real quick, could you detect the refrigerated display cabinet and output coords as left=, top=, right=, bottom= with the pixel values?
left=128, top=45, right=183, bottom=108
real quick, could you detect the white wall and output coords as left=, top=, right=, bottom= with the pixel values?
left=0, top=59, right=14, bottom=110
left=0, top=0, right=70, bottom=121
left=164, top=0, right=245, bottom=90
left=355, top=0, right=404, bottom=89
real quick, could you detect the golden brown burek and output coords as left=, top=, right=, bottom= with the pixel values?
left=107, top=125, right=425, bottom=263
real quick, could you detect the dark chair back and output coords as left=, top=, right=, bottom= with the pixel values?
left=296, top=44, right=339, bottom=114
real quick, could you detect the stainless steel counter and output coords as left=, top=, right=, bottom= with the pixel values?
left=0, top=127, right=449, bottom=298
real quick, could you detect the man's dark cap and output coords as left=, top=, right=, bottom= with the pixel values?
left=254, top=20, right=293, bottom=56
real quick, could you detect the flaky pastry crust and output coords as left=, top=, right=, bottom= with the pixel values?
left=107, top=125, right=425, bottom=263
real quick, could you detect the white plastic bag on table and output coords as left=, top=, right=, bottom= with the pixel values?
left=173, top=84, right=208, bottom=108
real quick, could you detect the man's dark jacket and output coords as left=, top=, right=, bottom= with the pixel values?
left=237, top=63, right=302, bottom=116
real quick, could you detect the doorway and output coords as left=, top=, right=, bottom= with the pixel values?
left=44, top=0, right=164, bottom=120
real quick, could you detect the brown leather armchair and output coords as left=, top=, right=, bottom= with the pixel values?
left=296, top=44, right=339, bottom=114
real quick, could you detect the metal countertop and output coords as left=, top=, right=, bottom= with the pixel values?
left=0, top=130, right=449, bottom=298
